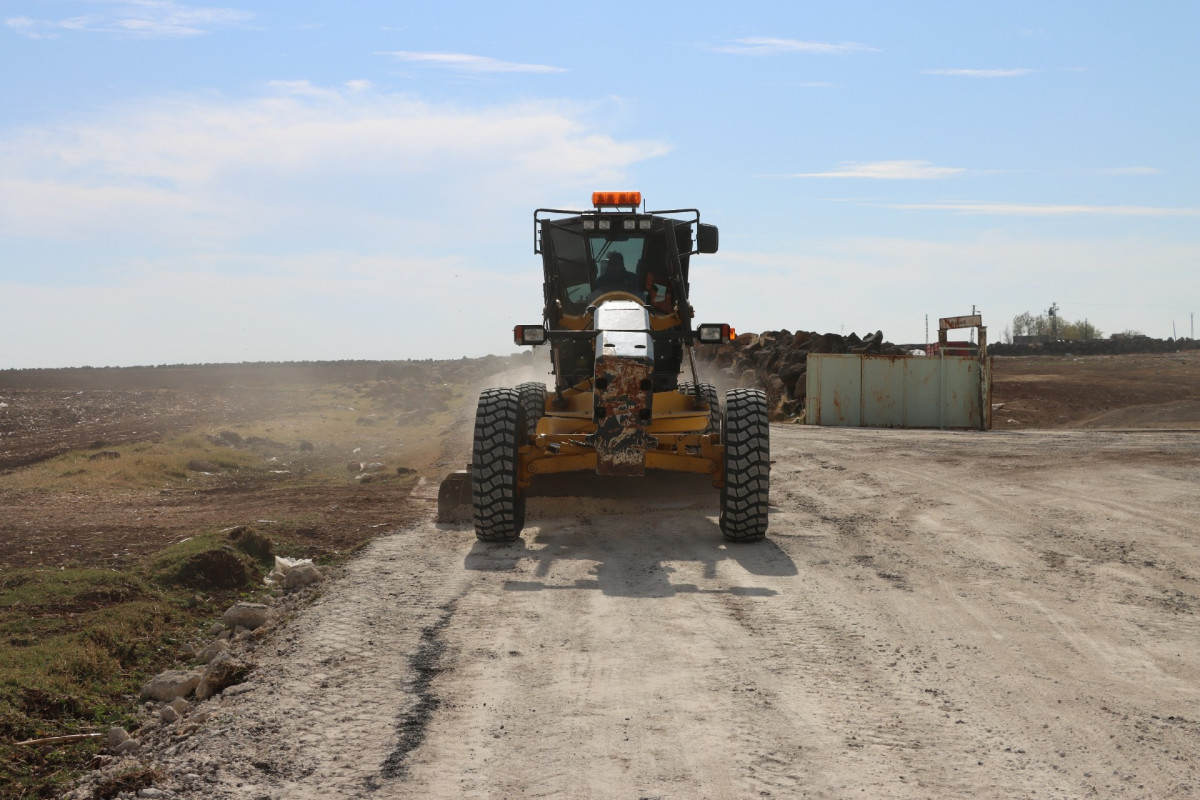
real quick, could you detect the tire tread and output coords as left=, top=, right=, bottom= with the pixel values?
left=472, top=388, right=526, bottom=542
left=720, top=388, right=770, bottom=542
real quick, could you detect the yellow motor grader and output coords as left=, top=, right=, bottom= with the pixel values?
left=439, top=191, right=769, bottom=543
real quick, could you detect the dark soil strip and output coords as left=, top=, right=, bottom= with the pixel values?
left=379, top=595, right=461, bottom=780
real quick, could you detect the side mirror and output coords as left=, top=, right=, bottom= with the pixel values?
left=696, top=223, right=718, bottom=254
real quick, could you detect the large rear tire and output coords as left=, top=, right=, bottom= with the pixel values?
left=679, top=381, right=721, bottom=437
left=472, top=388, right=526, bottom=542
left=515, top=382, right=546, bottom=440
left=720, top=388, right=770, bottom=542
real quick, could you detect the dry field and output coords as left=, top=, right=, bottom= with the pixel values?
left=2, top=351, right=1198, bottom=798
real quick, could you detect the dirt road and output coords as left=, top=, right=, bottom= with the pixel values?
left=142, top=424, right=1199, bottom=799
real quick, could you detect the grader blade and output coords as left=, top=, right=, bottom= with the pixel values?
left=436, top=469, right=472, bottom=523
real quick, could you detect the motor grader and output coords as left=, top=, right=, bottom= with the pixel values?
left=438, top=191, right=769, bottom=543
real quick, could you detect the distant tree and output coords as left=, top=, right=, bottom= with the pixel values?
left=1011, top=311, right=1037, bottom=337
left=1060, top=320, right=1103, bottom=340
left=1002, top=324, right=1013, bottom=344
left=1011, top=311, right=1053, bottom=337
left=1013, top=310, right=1107, bottom=340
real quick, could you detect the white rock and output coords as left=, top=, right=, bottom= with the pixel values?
left=197, top=638, right=229, bottom=664
left=106, top=727, right=130, bottom=748
left=222, top=602, right=270, bottom=630
left=196, top=651, right=252, bottom=700
left=265, top=556, right=324, bottom=589
left=114, top=738, right=140, bottom=755
left=160, top=705, right=179, bottom=724
left=169, top=697, right=190, bottom=714
left=140, top=670, right=201, bottom=701
left=284, top=562, right=324, bottom=588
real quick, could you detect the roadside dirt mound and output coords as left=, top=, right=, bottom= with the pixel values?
left=170, top=550, right=259, bottom=590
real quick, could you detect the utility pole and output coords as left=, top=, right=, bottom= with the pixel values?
left=1047, top=302, right=1059, bottom=341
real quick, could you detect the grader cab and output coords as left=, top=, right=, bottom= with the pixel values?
left=439, top=192, right=769, bottom=543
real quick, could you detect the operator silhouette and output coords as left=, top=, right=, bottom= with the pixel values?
left=594, top=252, right=641, bottom=295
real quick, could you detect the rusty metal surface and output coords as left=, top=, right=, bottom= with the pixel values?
left=940, top=314, right=983, bottom=330
left=593, top=354, right=653, bottom=475
left=807, top=353, right=992, bottom=430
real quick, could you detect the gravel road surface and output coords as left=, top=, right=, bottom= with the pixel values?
left=142, top=425, right=1200, bottom=799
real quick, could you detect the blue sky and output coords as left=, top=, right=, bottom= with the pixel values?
left=2, top=1, right=1197, bottom=367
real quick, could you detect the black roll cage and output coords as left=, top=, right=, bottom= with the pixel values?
left=533, top=207, right=705, bottom=257
left=533, top=206, right=702, bottom=339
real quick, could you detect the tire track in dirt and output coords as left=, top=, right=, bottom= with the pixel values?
left=402, top=513, right=816, bottom=798
left=138, top=426, right=1199, bottom=799
left=143, top=482, right=473, bottom=798
left=769, top=426, right=1200, bottom=798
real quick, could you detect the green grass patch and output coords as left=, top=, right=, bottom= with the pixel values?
left=0, top=530, right=305, bottom=795
left=146, top=531, right=263, bottom=591
left=0, top=565, right=230, bottom=796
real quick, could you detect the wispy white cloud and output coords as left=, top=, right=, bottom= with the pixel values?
left=790, top=160, right=965, bottom=180
left=0, top=83, right=667, bottom=245
left=713, top=37, right=878, bottom=56
left=1092, top=166, right=1161, bottom=176
left=6, top=1, right=252, bottom=38
left=5, top=16, right=49, bottom=38
left=923, top=68, right=1035, bottom=78
left=379, top=51, right=566, bottom=74
left=0, top=83, right=670, bottom=365
left=886, top=201, right=1200, bottom=217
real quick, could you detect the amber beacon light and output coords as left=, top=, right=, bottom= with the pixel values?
left=592, top=191, right=642, bottom=208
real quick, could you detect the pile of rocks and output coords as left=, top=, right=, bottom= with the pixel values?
left=695, top=329, right=906, bottom=419
left=66, top=600, right=283, bottom=799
